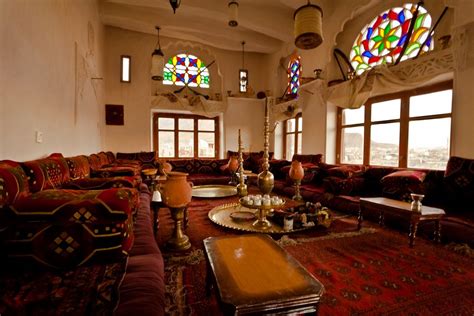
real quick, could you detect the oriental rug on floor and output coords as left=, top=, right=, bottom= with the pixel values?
left=158, top=196, right=474, bottom=316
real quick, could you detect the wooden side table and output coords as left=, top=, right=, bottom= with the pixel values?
left=359, top=197, right=445, bottom=247
left=204, top=234, right=324, bottom=315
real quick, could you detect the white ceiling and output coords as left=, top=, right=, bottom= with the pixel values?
left=99, top=0, right=381, bottom=54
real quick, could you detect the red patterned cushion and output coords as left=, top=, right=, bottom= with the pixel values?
left=98, top=152, right=109, bottom=166
left=444, top=156, right=474, bottom=203
left=4, top=188, right=138, bottom=268
left=269, top=159, right=292, bottom=180
left=0, top=160, right=30, bottom=206
left=194, top=159, right=228, bottom=174
left=323, top=176, right=366, bottom=195
left=381, top=170, right=427, bottom=201
left=327, top=165, right=365, bottom=179
left=116, top=152, right=156, bottom=169
left=291, top=154, right=323, bottom=164
left=92, top=166, right=140, bottom=178
left=168, top=159, right=195, bottom=173
left=63, top=176, right=139, bottom=190
left=22, top=157, right=71, bottom=192
left=105, top=151, right=116, bottom=164
left=66, top=155, right=91, bottom=179
left=88, top=154, right=103, bottom=170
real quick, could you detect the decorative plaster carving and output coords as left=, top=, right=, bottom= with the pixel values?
left=150, top=94, right=225, bottom=118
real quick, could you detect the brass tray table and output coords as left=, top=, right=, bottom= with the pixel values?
left=192, top=185, right=237, bottom=198
left=208, top=203, right=313, bottom=234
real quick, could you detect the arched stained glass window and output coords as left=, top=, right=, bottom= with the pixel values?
left=163, top=54, right=210, bottom=88
left=287, top=55, right=301, bottom=95
left=350, top=3, right=433, bottom=75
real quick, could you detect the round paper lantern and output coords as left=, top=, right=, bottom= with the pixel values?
left=294, top=3, right=323, bottom=50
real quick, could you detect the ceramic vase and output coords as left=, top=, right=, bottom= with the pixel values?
left=228, top=156, right=239, bottom=173
left=289, top=161, right=304, bottom=180
left=160, top=171, right=192, bottom=208
left=158, top=160, right=172, bottom=175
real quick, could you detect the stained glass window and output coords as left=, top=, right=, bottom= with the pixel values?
left=287, top=55, right=301, bottom=95
left=350, top=3, right=433, bottom=75
left=163, top=54, right=210, bottom=88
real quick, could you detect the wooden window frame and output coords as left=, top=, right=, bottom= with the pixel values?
left=121, top=55, right=131, bottom=83
left=336, top=81, right=453, bottom=168
left=283, top=112, right=303, bottom=160
left=153, top=113, right=219, bottom=159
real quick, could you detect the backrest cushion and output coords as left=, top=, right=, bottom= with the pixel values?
left=168, top=159, right=195, bottom=173
left=88, top=154, right=103, bottom=170
left=116, top=152, right=156, bottom=169
left=105, top=151, right=116, bottom=164
left=380, top=170, right=427, bottom=201
left=0, top=160, right=30, bottom=206
left=194, top=159, right=228, bottom=174
left=292, top=154, right=323, bottom=164
left=444, top=156, right=474, bottom=204
left=66, top=155, right=91, bottom=179
left=98, top=152, right=109, bottom=166
left=22, top=156, right=71, bottom=192
left=327, top=165, right=365, bottom=179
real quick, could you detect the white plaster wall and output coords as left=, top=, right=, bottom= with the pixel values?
left=104, top=27, right=269, bottom=155
left=0, top=0, right=105, bottom=161
left=224, top=98, right=265, bottom=154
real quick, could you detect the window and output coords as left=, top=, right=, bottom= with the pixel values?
left=350, top=3, right=433, bottom=75
left=153, top=113, right=218, bottom=158
left=284, top=113, right=303, bottom=160
left=337, top=82, right=452, bottom=169
left=287, top=54, right=301, bottom=96
left=163, top=54, right=210, bottom=88
left=121, top=55, right=131, bottom=82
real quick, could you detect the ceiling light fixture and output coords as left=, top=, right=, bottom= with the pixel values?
left=239, top=41, right=248, bottom=93
left=228, top=0, right=239, bottom=27
left=151, top=26, right=164, bottom=81
left=169, top=0, right=181, bottom=14
left=294, top=0, right=323, bottom=49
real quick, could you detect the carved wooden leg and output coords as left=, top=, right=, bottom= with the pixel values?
left=409, top=220, right=419, bottom=248
left=379, top=211, right=385, bottom=227
left=357, top=207, right=363, bottom=231
left=434, top=220, right=442, bottom=243
left=205, top=259, right=213, bottom=297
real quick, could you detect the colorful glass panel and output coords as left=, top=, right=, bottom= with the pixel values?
left=163, top=54, right=210, bottom=88
left=287, top=55, right=301, bottom=95
left=350, top=3, right=433, bottom=75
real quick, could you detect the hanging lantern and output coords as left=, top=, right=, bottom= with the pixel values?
left=239, top=41, right=248, bottom=93
left=228, top=1, right=239, bottom=27
left=151, top=26, right=164, bottom=81
left=169, top=0, right=181, bottom=14
left=294, top=1, right=323, bottom=49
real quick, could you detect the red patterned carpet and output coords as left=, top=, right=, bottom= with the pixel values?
left=157, top=194, right=474, bottom=316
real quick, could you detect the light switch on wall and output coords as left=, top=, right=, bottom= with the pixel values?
left=36, top=131, right=43, bottom=143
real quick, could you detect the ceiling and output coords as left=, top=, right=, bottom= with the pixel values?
left=100, top=0, right=378, bottom=54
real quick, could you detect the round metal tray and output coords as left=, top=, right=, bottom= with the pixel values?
left=208, top=203, right=314, bottom=234
left=192, top=185, right=237, bottom=198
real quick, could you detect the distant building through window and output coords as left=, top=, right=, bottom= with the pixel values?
left=163, top=54, right=210, bottom=88
left=153, top=113, right=218, bottom=159
left=350, top=3, right=433, bottom=75
left=287, top=54, right=301, bottom=96
left=337, top=82, right=452, bottom=170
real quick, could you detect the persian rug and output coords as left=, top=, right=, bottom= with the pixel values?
left=0, top=258, right=128, bottom=315
left=158, top=195, right=474, bottom=316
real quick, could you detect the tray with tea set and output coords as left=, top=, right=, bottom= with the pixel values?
left=239, top=194, right=286, bottom=210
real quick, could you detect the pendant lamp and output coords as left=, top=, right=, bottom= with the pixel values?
left=151, top=26, right=164, bottom=81
left=169, top=0, right=181, bottom=14
left=294, top=1, right=323, bottom=49
left=228, top=1, right=239, bottom=27
left=239, top=41, right=248, bottom=93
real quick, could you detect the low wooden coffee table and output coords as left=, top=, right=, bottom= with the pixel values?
left=203, top=234, right=324, bottom=315
left=358, top=197, right=445, bottom=247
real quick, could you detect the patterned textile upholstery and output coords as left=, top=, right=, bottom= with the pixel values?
left=168, top=159, right=196, bottom=173
left=62, top=176, right=140, bottom=190
left=444, top=156, right=474, bottom=205
left=3, top=188, right=138, bottom=268
left=381, top=170, right=427, bottom=201
left=291, top=154, right=323, bottom=164
left=116, top=152, right=156, bottom=170
left=66, top=155, right=91, bottom=179
left=22, top=156, right=71, bottom=192
left=0, top=161, right=30, bottom=206
left=194, top=159, right=228, bottom=174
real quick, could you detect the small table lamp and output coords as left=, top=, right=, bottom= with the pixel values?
left=289, top=161, right=304, bottom=201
